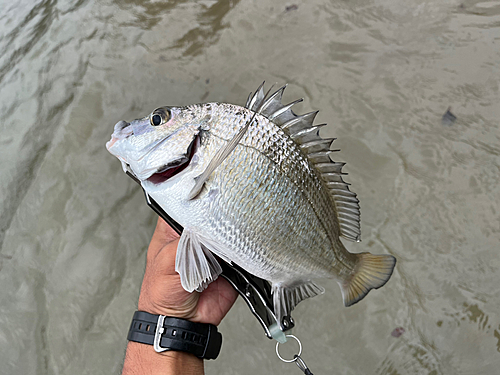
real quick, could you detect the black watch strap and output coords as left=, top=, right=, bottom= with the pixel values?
left=127, top=311, right=222, bottom=360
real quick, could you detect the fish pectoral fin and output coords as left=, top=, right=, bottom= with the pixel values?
left=175, top=228, right=223, bottom=292
left=272, top=280, right=325, bottom=325
left=187, top=175, right=205, bottom=200
left=188, top=107, right=261, bottom=200
left=340, top=253, right=396, bottom=307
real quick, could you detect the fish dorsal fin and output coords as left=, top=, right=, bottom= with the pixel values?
left=245, top=82, right=266, bottom=112
left=245, top=83, right=361, bottom=242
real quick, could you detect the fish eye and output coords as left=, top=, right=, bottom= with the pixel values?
left=152, top=114, right=162, bottom=126
left=150, top=107, right=171, bottom=126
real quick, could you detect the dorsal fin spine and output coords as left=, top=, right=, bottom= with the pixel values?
left=329, top=188, right=357, bottom=196
left=312, top=158, right=331, bottom=164
left=341, top=226, right=359, bottom=234
left=245, top=91, right=253, bottom=108
left=322, top=173, right=347, bottom=182
left=269, top=98, right=303, bottom=121
left=260, top=85, right=286, bottom=113
left=336, top=200, right=358, bottom=208
left=337, top=208, right=359, bottom=217
left=308, top=151, right=331, bottom=158
left=336, top=200, right=358, bottom=206
left=282, top=111, right=319, bottom=130
left=339, top=217, right=360, bottom=226
left=246, top=82, right=265, bottom=111
left=325, top=182, right=351, bottom=189
left=337, top=210, right=359, bottom=220
left=262, top=84, right=277, bottom=107
left=245, top=83, right=362, bottom=241
left=316, top=162, right=346, bottom=174
left=291, top=124, right=326, bottom=145
left=334, top=196, right=359, bottom=204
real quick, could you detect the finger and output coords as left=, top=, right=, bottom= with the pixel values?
left=212, top=276, right=239, bottom=318
left=193, top=277, right=239, bottom=325
left=153, top=238, right=179, bottom=275
left=148, top=217, right=180, bottom=260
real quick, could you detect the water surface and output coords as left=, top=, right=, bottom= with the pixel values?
left=1, top=0, right=499, bottom=374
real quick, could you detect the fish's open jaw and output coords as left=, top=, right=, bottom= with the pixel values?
left=147, top=135, right=199, bottom=184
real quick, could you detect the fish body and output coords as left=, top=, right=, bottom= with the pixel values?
left=106, top=84, right=396, bottom=321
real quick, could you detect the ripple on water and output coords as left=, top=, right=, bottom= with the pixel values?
left=1, top=0, right=500, bottom=374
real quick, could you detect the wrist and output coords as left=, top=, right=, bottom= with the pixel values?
left=137, top=267, right=201, bottom=321
left=123, top=341, right=203, bottom=375
left=137, top=292, right=199, bottom=321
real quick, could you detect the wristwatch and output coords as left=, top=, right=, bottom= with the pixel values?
left=127, top=311, right=222, bottom=360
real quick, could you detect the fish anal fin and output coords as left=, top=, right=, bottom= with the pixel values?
left=272, top=280, right=325, bottom=324
left=175, top=228, right=223, bottom=292
left=341, top=253, right=396, bottom=307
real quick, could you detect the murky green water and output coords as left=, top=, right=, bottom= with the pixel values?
left=1, top=0, right=499, bottom=374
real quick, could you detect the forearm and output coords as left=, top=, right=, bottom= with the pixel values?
left=120, top=218, right=236, bottom=374
left=122, top=341, right=204, bottom=375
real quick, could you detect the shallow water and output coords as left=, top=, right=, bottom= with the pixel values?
left=1, top=0, right=500, bottom=374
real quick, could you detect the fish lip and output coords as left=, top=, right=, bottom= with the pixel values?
left=106, top=121, right=133, bottom=151
left=147, top=134, right=199, bottom=184
left=115, top=120, right=130, bottom=133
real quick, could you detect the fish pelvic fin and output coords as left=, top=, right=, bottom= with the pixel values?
left=341, top=253, right=396, bottom=307
left=272, top=280, right=325, bottom=325
left=175, top=228, right=223, bottom=292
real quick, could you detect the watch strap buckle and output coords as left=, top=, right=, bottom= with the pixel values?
left=128, top=311, right=222, bottom=360
left=153, top=315, right=169, bottom=353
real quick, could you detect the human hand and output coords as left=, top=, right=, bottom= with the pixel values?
left=137, top=217, right=238, bottom=325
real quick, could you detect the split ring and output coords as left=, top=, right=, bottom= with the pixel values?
left=275, top=334, right=302, bottom=363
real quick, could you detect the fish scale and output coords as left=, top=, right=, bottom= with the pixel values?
left=106, top=83, right=396, bottom=322
left=210, top=104, right=342, bottom=258
left=194, top=107, right=351, bottom=283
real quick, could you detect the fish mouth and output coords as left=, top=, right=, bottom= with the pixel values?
left=106, top=121, right=133, bottom=151
left=147, top=134, right=199, bottom=184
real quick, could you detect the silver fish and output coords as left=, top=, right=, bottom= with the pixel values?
left=106, top=83, right=396, bottom=322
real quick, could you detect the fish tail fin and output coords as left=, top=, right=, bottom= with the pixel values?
left=341, top=253, right=396, bottom=307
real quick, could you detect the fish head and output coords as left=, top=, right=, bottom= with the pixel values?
left=106, top=106, right=202, bottom=182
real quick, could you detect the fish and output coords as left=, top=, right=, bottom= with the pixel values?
left=106, top=83, right=396, bottom=323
